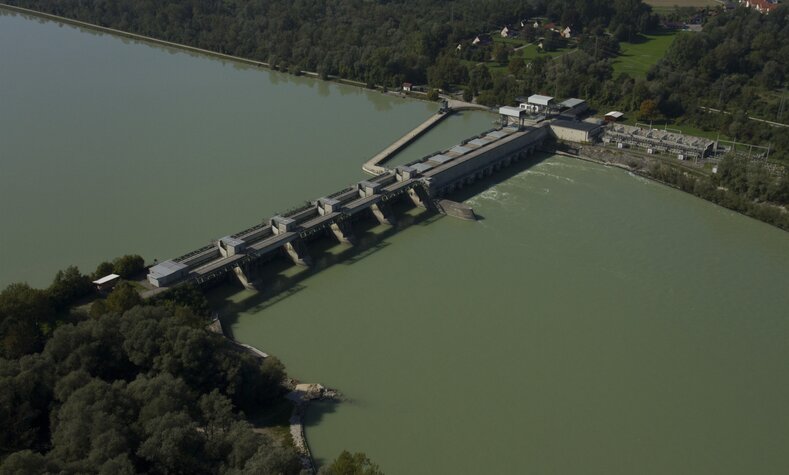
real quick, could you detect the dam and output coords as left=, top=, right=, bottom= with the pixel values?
left=147, top=123, right=548, bottom=289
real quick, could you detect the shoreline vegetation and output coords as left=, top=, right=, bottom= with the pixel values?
left=1, top=2, right=787, bottom=473
left=1, top=2, right=786, bottom=234
left=5, top=0, right=786, bottom=167
left=564, top=145, right=789, bottom=231
left=0, top=263, right=377, bottom=474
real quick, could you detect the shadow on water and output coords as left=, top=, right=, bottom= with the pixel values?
left=446, top=150, right=552, bottom=204
left=303, top=399, right=343, bottom=467
left=210, top=204, right=438, bottom=336
left=211, top=150, right=553, bottom=335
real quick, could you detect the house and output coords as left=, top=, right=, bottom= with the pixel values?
left=561, top=26, right=572, bottom=39
left=604, top=111, right=625, bottom=122
left=93, top=274, right=120, bottom=292
left=501, top=26, right=515, bottom=38
left=472, top=34, right=492, bottom=46
left=456, top=43, right=462, bottom=51
left=402, top=82, right=412, bottom=92
left=740, top=0, right=779, bottom=13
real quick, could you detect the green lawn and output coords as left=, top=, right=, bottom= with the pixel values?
left=492, top=35, right=528, bottom=47
left=612, top=31, right=679, bottom=78
left=515, top=43, right=573, bottom=61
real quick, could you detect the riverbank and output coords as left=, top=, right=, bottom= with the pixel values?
left=0, top=3, right=432, bottom=103
left=569, top=144, right=789, bottom=231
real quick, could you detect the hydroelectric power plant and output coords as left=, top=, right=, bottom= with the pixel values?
left=147, top=117, right=548, bottom=290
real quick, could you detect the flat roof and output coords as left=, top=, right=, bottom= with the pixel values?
left=551, top=120, right=601, bottom=132
left=220, top=236, right=245, bottom=247
left=149, top=260, right=188, bottom=278
left=427, top=154, right=454, bottom=165
left=468, top=138, right=490, bottom=147
left=560, top=98, right=586, bottom=108
left=92, top=274, right=120, bottom=285
left=527, top=94, right=554, bottom=106
left=411, top=162, right=434, bottom=173
left=487, top=130, right=509, bottom=139
left=450, top=145, right=472, bottom=155
left=498, top=106, right=524, bottom=118
left=605, top=111, right=624, bottom=118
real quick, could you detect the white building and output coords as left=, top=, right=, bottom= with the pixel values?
left=520, top=94, right=555, bottom=113
left=499, top=106, right=526, bottom=127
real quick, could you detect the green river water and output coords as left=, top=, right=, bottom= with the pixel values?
left=3, top=9, right=789, bottom=475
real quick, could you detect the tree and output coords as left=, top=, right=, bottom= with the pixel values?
left=92, top=261, right=115, bottom=280
left=319, top=451, right=384, bottom=475
left=0, top=450, right=59, bottom=474
left=638, top=99, right=658, bottom=120
left=105, top=282, right=142, bottom=313
left=112, top=255, right=145, bottom=279
left=48, top=266, right=93, bottom=310
left=508, top=56, right=526, bottom=77
left=0, top=319, right=42, bottom=359
left=0, top=283, right=54, bottom=357
left=493, top=42, right=509, bottom=64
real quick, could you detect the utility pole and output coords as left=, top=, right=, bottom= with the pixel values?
left=777, top=87, right=786, bottom=121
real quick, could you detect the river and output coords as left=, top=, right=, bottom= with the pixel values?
left=0, top=8, right=491, bottom=288
left=3, top=8, right=789, bottom=475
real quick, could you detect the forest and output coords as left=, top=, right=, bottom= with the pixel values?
left=0, top=255, right=380, bottom=473
left=5, top=0, right=657, bottom=87
left=6, top=0, right=786, bottom=165
left=0, top=268, right=302, bottom=474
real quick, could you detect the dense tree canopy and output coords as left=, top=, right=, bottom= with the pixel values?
left=0, top=303, right=298, bottom=473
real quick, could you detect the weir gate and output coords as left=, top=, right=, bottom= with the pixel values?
left=147, top=124, right=548, bottom=289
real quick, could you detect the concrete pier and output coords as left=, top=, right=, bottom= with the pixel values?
left=371, top=202, right=396, bottom=225
left=285, top=241, right=312, bottom=267
left=233, top=266, right=258, bottom=290
left=362, top=110, right=453, bottom=175
left=330, top=221, right=356, bottom=244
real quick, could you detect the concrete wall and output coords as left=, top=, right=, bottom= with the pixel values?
left=428, top=128, right=547, bottom=189
left=551, top=125, right=591, bottom=143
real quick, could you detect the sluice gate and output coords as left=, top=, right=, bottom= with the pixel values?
left=147, top=125, right=547, bottom=290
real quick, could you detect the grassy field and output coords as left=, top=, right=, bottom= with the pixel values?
left=515, top=44, right=573, bottom=61
left=461, top=43, right=574, bottom=75
left=645, top=0, right=718, bottom=6
left=646, top=0, right=720, bottom=14
left=612, top=30, right=679, bottom=78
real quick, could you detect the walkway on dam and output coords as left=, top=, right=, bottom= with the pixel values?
left=363, top=111, right=451, bottom=175
left=362, top=99, right=492, bottom=175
